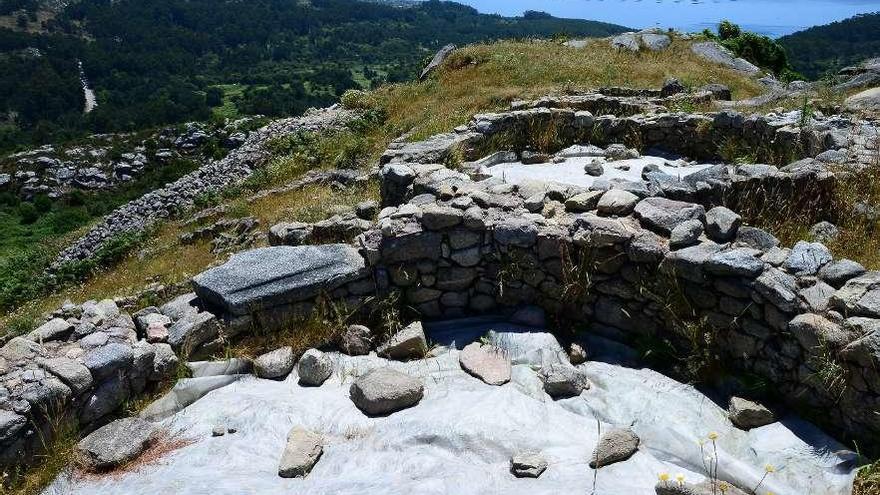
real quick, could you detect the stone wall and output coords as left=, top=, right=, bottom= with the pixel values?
left=52, top=106, right=360, bottom=268
left=195, top=96, right=880, bottom=449
left=0, top=299, right=180, bottom=465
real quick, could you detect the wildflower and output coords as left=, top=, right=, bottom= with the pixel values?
left=707, top=431, right=719, bottom=441
left=675, top=473, right=685, bottom=485
left=658, top=472, right=670, bottom=483
left=764, top=464, right=775, bottom=473
left=719, top=481, right=729, bottom=493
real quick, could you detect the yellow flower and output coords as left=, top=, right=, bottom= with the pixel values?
left=719, top=481, right=729, bottom=493
left=764, top=464, right=775, bottom=473
left=707, top=431, right=719, bottom=440
left=675, top=474, right=685, bottom=485
left=658, top=472, right=670, bottom=482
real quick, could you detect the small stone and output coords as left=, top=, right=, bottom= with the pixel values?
left=277, top=427, right=323, bottom=478
left=356, top=200, right=379, bottom=220
left=597, top=189, right=639, bottom=216
left=584, top=161, right=605, bottom=177
left=458, top=342, right=511, bottom=386
left=339, top=324, right=372, bottom=356
left=212, top=425, right=226, bottom=437
left=26, top=318, right=74, bottom=343
left=377, top=321, right=427, bottom=360
left=819, top=259, right=866, bottom=288
left=661, top=77, right=685, bottom=97
left=735, top=226, right=779, bottom=250
left=669, top=219, right=703, bottom=250
left=146, top=321, right=169, bottom=343
left=565, top=191, right=604, bottom=212
left=809, top=221, right=839, bottom=243
left=589, top=428, right=640, bottom=467
left=540, top=364, right=590, bottom=398
left=604, top=144, right=639, bottom=160
left=254, top=347, right=295, bottom=380
left=298, top=349, right=332, bottom=386
left=704, top=206, right=741, bottom=242
left=728, top=396, right=775, bottom=429
left=349, top=367, right=423, bottom=416
left=782, top=241, right=832, bottom=276
left=76, top=418, right=157, bottom=471
left=421, top=205, right=463, bottom=230
left=569, top=343, right=587, bottom=365
left=634, top=197, right=705, bottom=235
left=510, top=451, right=548, bottom=478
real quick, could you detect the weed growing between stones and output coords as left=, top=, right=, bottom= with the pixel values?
left=1, top=402, right=78, bottom=495
left=559, top=245, right=595, bottom=306
left=364, top=290, right=417, bottom=342
left=227, top=294, right=359, bottom=360
left=807, top=339, right=850, bottom=401
left=634, top=272, right=722, bottom=383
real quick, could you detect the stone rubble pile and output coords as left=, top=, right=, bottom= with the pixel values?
left=52, top=106, right=360, bottom=268
left=0, top=119, right=255, bottom=200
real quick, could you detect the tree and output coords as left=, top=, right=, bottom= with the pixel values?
left=205, top=86, right=224, bottom=107
left=16, top=14, right=27, bottom=29
left=718, top=20, right=741, bottom=40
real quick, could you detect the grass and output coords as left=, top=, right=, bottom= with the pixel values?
left=732, top=132, right=880, bottom=269
left=373, top=37, right=763, bottom=143
left=856, top=461, right=880, bottom=495
left=0, top=413, right=79, bottom=495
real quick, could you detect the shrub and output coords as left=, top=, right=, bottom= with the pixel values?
left=714, top=20, right=800, bottom=79
left=340, top=90, right=376, bottom=111
left=33, top=195, right=52, bottom=213
left=47, top=208, right=90, bottom=235
left=717, top=20, right=741, bottom=40
left=18, top=202, right=38, bottom=224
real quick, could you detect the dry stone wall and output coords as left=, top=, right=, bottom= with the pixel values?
left=197, top=96, right=880, bottom=447
left=0, top=299, right=181, bottom=465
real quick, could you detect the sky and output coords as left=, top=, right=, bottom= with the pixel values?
left=452, top=0, right=880, bottom=37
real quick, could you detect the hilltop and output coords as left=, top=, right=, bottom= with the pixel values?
left=1, top=26, right=880, bottom=495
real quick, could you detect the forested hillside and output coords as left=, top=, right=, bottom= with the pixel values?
left=0, top=0, right=627, bottom=152
left=779, top=12, right=880, bottom=79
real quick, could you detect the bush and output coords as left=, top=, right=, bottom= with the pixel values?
left=340, top=90, right=377, bottom=111
left=47, top=208, right=90, bottom=235
left=33, top=195, right=52, bottom=213
left=18, top=202, right=38, bottom=224
left=714, top=20, right=799, bottom=79
left=718, top=20, right=741, bottom=40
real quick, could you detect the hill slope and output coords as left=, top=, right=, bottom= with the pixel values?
left=0, top=0, right=627, bottom=152
left=779, top=12, right=880, bottom=79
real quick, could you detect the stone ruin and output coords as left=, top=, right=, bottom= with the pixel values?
left=2, top=91, right=880, bottom=490
left=190, top=93, right=880, bottom=449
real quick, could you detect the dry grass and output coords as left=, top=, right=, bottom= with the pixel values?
left=733, top=133, right=880, bottom=269
left=856, top=461, right=880, bottom=495
left=373, top=37, right=764, bottom=142
left=0, top=423, right=79, bottom=495
left=73, top=430, right=195, bottom=481
left=224, top=296, right=356, bottom=359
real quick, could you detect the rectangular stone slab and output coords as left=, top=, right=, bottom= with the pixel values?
left=192, top=245, right=367, bottom=316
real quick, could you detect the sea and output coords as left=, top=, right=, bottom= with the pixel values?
left=455, top=0, right=880, bottom=37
